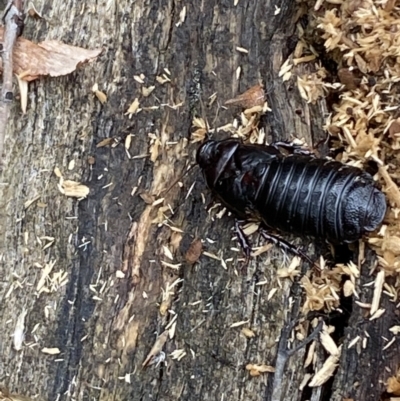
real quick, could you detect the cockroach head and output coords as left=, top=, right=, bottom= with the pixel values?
left=196, top=139, right=239, bottom=168
left=196, top=140, right=217, bottom=168
left=196, top=139, right=241, bottom=187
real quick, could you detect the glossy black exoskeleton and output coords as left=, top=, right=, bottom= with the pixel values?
left=196, top=138, right=386, bottom=251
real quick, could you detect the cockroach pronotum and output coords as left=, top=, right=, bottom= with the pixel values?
left=196, top=138, right=386, bottom=260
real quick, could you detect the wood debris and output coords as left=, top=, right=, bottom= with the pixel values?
left=41, top=347, right=61, bottom=355
left=309, top=346, right=342, bottom=387
left=175, top=6, right=186, bottom=27
left=58, top=179, right=90, bottom=198
left=370, top=270, right=385, bottom=315
left=4, top=0, right=400, bottom=395
left=92, top=83, right=107, bottom=104
left=125, top=98, right=141, bottom=115
left=170, top=349, right=186, bottom=361
left=13, top=308, right=27, bottom=351
left=230, top=320, right=249, bottom=328
left=387, top=370, right=400, bottom=396
left=0, top=387, right=35, bottom=401
left=142, top=330, right=169, bottom=367
left=246, top=363, right=275, bottom=376
left=241, top=327, right=255, bottom=338
left=310, top=0, right=400, bottom=286
left=320, top=325, right=339, bottom=356
left=54, top=167, right=89, bottom=198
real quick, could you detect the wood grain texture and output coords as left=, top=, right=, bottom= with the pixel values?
left=1, top=1, right=398, bottom=401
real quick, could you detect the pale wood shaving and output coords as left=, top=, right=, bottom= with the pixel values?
left=348, top=336, right=361, bottom=349
left=389, top=325, right=400, bottom=335
left=230, top=320, right=249, bottom=328
left=304, top=340, right=316, bottom=368
left=175, top=6, right=186, bottom=27
left=320, top=325, right=339, bottom=356
left=241, top=327, right=255, bottom=338
left=309, top=346, right=341, bottom=387
left=170, top=348, right=186, bottom=360
left=41, top=347, right=61, bottom=355
left=383, top=337, right=396, bottom=351
left=369, top=308, right=386, bottom=320
left=92, top=83, right=107, bottom=104
left=125, top=98, right=141, bottom=115
left=13, top=308, right=27, bottom=351
left=370, top=270, right=385, bottom=316
left=37, top=260, right=57, bottom=292
left=16, top=74, right=28, bottom=113
left=246, top=364, right=275, bottom=376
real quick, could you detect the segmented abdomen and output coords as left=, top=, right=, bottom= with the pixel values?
left=253, top=156, right=382, bottom=243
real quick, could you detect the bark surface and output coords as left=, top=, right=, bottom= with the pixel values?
left=0, top=1, right=398, bottom=401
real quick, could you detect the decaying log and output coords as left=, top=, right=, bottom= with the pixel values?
left=0, top=1, right=398, bottom=401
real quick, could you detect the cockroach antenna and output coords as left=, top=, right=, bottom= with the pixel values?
left=161, top=97, right=215, bottom=197
left=161, top=162, right=198, bottom=197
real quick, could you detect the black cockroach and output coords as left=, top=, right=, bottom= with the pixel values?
left=196, top=138, right=386, bottom=260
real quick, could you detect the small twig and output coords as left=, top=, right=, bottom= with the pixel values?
left=269, top=319, right=323, bottom=401
left=0, top=0, right=24, bottom=168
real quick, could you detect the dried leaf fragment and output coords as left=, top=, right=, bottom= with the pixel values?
left=389, top=119, right=400, bottom=139
left=382, top=236, right=400, bottom=256
left=225, top=84, right=265, bottom=109
left=0, top=27, right=102, bottom=81
left=337, top=68, right=361, bottom=90
left=185, top=238, right=203, bottom=264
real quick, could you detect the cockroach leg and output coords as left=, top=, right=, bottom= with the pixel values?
left=234, top=220, right=318, bottom=268
left=258, top=227, right=316, bottom=267
left=271, top=141, right=314, bottom=156
left=234, top=220, right=252, bottom=265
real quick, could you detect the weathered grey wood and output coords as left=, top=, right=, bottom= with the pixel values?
left=1, top=1, right=398, bottom=401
